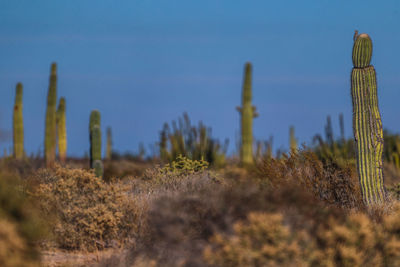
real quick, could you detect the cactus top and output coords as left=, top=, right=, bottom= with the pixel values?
left=58, top=97, right=66, bottom=112
left=242, top=62, right=252, bottom=103
left=352, top=33, right=372, bottom=68
left=89, top=110, right=101, bottom=132
left=51, top=63, right=57, bottom=75
left=15, top=83, right=23, bottom=103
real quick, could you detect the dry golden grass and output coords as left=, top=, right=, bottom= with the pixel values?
left=32, top=165, right=140, bottom=252
left=1, top=152, right=400, bottom=267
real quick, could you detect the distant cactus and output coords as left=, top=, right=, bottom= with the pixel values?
left=313, top=114, right=355, bottom=167
left=289, top=126, right=297, bottom=153
left=351, top=32, right=386, bottom=204
left=237, top=62, right=258, bottom=166
left=105, top=127, right=112, bottom=160
left=392, top=152, right=400, bottom=169
left=254, top=136, right=274, bottom=161
left=13, top=83, right=24, bottom=159
left=339, top=113, right=345, bottom=142
left=44, top=63, right=58, bottom=167
left=56, top=97, right=67, bottom=163
left=89, top=110, right=102, bottom=177
left=159, top=123, right=170, bottom=161
left=159, top=113, right=227, bottom=167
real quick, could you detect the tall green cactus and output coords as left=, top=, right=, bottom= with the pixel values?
left=45, top=63, right=57, bottom=167
left=56, top=97, right=67, bottom=163
left=13, top=83, right=24, bottom=159
left=289, top=126, right=297, bottom=153
left=89, top=110, right=103, bottom=178
left=351, top=32, right=386, bottom=204
left=105, top=126, right=112, bottom=160
left=237, top=62, right=258, bottom=166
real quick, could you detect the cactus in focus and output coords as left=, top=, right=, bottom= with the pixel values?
left=105, top=127, right=112, bottom=160
left=44, top=63, right=58, bottom=167
left=351, top=32, right=386, bottom=204
left=56, top=97, right=67, bottom=163
left=237, top=62, right=258, bottom=166
left=13, top=83, right=24, bottom=159
left=89, top=110, right=103, bottom=177
left=289, top=126, right=297, bottom=153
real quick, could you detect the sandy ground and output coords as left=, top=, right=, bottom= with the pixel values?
left=41, top=249, right=125, bottom=267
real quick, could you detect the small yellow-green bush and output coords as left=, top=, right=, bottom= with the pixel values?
left=160, top=155, right=209, bottom=176
left=34, top=166, right=139, bottom=251
left=137, top=156, right=222, bottom=193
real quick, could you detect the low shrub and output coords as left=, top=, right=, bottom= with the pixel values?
left=121, top=175, right=343, bottom=267
left=258, top=150, right=362, bottom=208
left=33, top=165, right=139, bottom=251
left=160, top=155, right=209, bottom=176
left=134, top=156, right=222, bottom=195
left=0, top=171, right=45, bottom=266
left=205, top=203, right=400, bottom=267
left=204, top=212, right=305, bottom=267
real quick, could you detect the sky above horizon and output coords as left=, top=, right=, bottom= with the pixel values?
left=1, top=0, right=400, bottom=157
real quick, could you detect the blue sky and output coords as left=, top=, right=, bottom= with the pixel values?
left=0, top=0, right=400, bottom=156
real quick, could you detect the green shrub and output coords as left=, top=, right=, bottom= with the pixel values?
left=160, top=155, right=209, bottom=176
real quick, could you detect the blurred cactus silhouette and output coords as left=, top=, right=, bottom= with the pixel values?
left=13, top=83, right=24, bottom=159
left=313, top=114, right=355, bottom=166
left=339, top=113, right=345, bottom=142
left=159, top=113, right=227, bottom=167
left=56, top=97, right=67, bottom=163
left=255, top=136, right=274, bottom=162
left=289, top=126, right=297, bottom=153
left=89, top=110, right=103, bottom=177
left=351, top=32, right=386, bottom=204
left=237, top=62, right=258, bottom=166
left=105, top=127, right=113, bottom=160
left=44, top=63, right=58, bottom=167
left=383, top=130, right=400, bottom=169
left=159, top=123, right=169, bottom=161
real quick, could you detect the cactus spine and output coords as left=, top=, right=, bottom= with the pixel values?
left=237, top=62, right=258, bottom=166
left=13, top=83, right=24, bottom=159
left=89, top=110, right=103, bottom=178
left=105, top=127, right=112, bottom=160
left=44, top=63, right=57, bottom=167
left=351, top=32, right=386, bottom=204
left=56, top=97, right=67, bottom=163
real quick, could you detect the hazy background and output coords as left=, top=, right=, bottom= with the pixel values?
left=1, top=0, right=400, bottom=157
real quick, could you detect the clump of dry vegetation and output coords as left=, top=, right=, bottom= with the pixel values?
left=32, top=165, right=139, bottom=251
left=0, top=168, right=45, bottom=267
left=98, top=151, right=399, bottom=267
left=0, top=150, right=399, bottom=267
left=257, top=151, right=362, bottom=208
left=204, top=212, right=306, bottom=266
left=205, top=204, right=400, bottom=267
